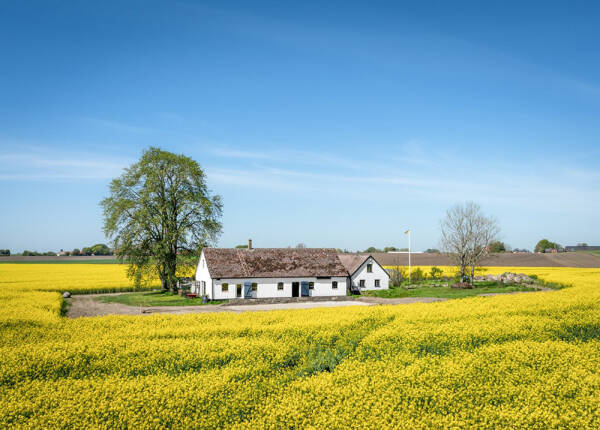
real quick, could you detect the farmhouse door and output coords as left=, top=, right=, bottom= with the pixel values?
left=243, top=281, right=252, bottom=298
left=300, top=281, right=310, bottom=297
left=292, top=282, right=299, bottom=297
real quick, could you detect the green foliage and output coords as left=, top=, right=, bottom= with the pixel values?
left=71, top=248, right=81, bottom=256
left=364, top=246, right=380, bottom=253
left=425, top=248, right=440, bottom=253
left=388, top=266, right=407, bottom=286
left=411, top=267, right=425, bottom=282
left=97, top=291, right=226, bottom=306
left=235, top=244, right=248, bottom=248
left=383, top=246, right=398, bottom=252
left=0, top=249, right=10, bottom=256
left=488, top=240, right=506, bottom=253
left=101, top=147, right=223, bottom=291
left=364, top=280, right=538, bottom=299
left=429, top=266, right=443, bottom=279
left=534, top=239, right=562, bottom=253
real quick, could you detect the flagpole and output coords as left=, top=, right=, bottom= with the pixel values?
left=408, top=230, right=411, bottom=283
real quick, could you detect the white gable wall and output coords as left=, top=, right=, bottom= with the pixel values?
left=350, top=256, right=389, bottom=291
left=193, top=251, right=213, bottom=297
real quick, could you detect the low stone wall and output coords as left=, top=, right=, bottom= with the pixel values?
left=224, top=296, right=352, bottom=306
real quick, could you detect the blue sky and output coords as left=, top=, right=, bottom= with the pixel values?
left=1, top=0, right=599, bottom=252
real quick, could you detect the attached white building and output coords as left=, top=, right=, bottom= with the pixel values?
left=338, top=254, right=390, bottom=291
left=194, top=247, right=389, bottom=300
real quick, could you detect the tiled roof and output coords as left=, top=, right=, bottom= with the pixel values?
left=337, top=253, right=370, bottom=275
left=203, top=248, right=349, bottom=278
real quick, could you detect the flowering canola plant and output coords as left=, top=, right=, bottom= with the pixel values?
left=0, top=263, right=161, bottom=294
left=0, top=265, right=599, bottom=428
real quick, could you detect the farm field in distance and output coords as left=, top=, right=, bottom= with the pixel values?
left=1, top=263, right=599, bottom=428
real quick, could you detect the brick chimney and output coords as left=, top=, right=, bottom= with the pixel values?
left=248, top=239, right=252, bottom=250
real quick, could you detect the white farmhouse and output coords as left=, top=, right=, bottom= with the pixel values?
left=338, top=253, right=390, bottom=291
left=193, top=246, right=389, bottom=300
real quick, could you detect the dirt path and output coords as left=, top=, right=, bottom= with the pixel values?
left=66, top=294, right=375, bottom=318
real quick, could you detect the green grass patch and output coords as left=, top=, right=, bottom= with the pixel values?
left=363, top=280, right=539, bottom=299
left=96, top=290, right=227, bottom=307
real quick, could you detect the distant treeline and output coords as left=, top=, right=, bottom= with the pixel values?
left=1, top=243, right=114, bottom=257
left=65, top=244, right=114, bottom=256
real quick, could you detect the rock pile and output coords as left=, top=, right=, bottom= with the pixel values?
left=474, top=272, right=534, bottom=284
left=451, top=282, right=473, bottom=289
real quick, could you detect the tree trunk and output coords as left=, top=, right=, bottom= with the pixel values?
left=165, top=254, right=178, bottom=293
left=459, top=254, right=467, bottom=282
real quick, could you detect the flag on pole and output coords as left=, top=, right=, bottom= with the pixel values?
left=404, top=229, right=410, bottom=234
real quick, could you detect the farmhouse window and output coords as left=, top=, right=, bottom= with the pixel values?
left=236, top=284, right=242, bottom=298
left=359, top=279, right=365, bottom=288
left=375, top=279, right=380, bottom=288
left=277, top=282, right=284, bottom=290
left=367, top=263, right=373, bottom=273
left=332, top=281, right=338, bottom=289
left=222, top=283, right=229, bottom=292
left=251, top=283, right=258, bottom=292
left=309, top=282, right=314, bottom=289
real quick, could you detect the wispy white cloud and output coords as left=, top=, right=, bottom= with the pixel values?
left=206, top=145, right=600, bottom=215
left=0, top=148, right=128, bottom=181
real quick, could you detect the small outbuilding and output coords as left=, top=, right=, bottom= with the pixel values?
left=338, top=253, right=390, bottom=292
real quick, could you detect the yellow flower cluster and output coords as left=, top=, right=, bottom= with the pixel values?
left=0, top=265, right=599, bottom=428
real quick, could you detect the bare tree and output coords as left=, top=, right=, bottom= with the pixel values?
left=440, top=202, right=499, bottom=283
left=295, top=243, right=307, bottom=249
left=466, top=209, right=500, bottom=283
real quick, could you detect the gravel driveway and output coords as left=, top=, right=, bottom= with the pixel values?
left=66, top=294, right=375, bottom=318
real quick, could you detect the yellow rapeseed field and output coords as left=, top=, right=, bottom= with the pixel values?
left=0, top=263, right=161, bottom=294
left=0, top=264, right=599, bottom=428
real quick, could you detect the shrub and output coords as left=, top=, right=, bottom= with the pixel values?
left=429, top=266, right=443, bottom=280
left=411, top=267, right=425, bottom=282
left=388, top=266, right=407, bottom=286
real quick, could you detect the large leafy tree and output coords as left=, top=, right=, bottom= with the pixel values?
left=534, top=239, right=562, bottom=253
left=101, top=147, right=223, bottom=292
